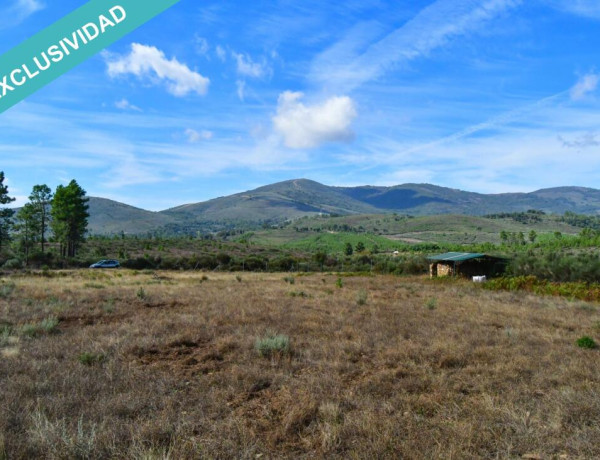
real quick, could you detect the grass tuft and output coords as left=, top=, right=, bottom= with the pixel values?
left=425, top=298, right=438, bottom=310
left=19, top=317, right=59, bottom=338
left=78, top=352, right=107, bottom=366
left=356, top=289, right=368, bottom=306
left=255, top=333, right=291, bottom=358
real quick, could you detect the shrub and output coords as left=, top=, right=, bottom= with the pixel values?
left=40, top=317, right=59, bottom=334
left=426, top=298, right=437, bottom=310
left=136, top=287, right=146, bottom=300
left=3, top=258, right=23, bottom=270
left=576, top=336, right=597, bottom=349
left=0, top=282, right=16, bottom=298
left=357, top=289, right=368, bottom=306
left=236, top=275, right=242, bottom=283
left=255, top=333, right=291, bottom=358
left=0, top=324, right=13, bottom=346
left=78, top=352, right=107, bottom=366
left=283, top=276, right=295, bottom=284
left=336, top=278, right=343, bottom=289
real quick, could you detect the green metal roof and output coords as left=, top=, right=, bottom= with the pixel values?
left=427, top=252, right=487, bottom=262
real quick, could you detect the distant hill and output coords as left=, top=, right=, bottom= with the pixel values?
left=163, top=179, right=378, bottom=221
left=87, top=179, right=600, bottom=234
left=88, top=197, right=174, bottom=235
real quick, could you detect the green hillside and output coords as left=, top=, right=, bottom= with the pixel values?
left=87, top=197, right=176, bottom=235
left=244, top=212, right=583, bottom=247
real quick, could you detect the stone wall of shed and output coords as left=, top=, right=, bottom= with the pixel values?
left=430, top=263, right=454, bottom=277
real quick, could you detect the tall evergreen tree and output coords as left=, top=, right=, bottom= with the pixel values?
left=15, top=203, right=38, bottom=265
left=51, top=180, right=89, bottom=258
left=29, top=184, right=53, bottom=252
left=0, top=171, right=15, bottom=252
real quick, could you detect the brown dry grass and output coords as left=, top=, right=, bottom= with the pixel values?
left=1, top=270, right=599, bottom=459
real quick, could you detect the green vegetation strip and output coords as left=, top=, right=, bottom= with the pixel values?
left=484, top=276, right=600, bottom=302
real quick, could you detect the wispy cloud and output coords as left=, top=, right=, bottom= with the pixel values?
left=547, top=0, right=600, bottom=20
left=185, top=128, right=213, bottom=143
left=309, top=0, right=521, bottom=92
left=236, top=80, right=246, bottom=101
left=272, top=92, right=357, bottom=149
left=115, top=98, right=142, bottom=112
left=105, top=43, right=210, bottom=97
left=570, top=72, right=599, bottom=100
left=215, top=45, right=227, bottom=62
left=232, top=52, right=271, bottom=79
left=194, top=35, right=210, bottom=56
left=3, top=0, right=44, bottom=28
left=558, top=132, right=600, bottom=149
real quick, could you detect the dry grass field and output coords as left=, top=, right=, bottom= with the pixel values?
left=1, top=270, right=600, bottom=459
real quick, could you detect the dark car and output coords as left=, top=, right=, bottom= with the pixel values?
left=89, top=259, right=120, bottom=269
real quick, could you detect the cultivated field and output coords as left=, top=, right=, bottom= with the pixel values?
left=1, top=270, right=599, bottom=459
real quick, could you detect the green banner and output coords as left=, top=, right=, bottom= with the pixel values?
left=0, top=0, right=181, bottom=113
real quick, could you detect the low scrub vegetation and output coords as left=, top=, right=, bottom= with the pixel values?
left=255, top=333, right=291, bottom=358
left=484, top=276, right=600, bottom=302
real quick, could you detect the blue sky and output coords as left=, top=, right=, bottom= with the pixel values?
left=1, top=0, right=600, bottom=210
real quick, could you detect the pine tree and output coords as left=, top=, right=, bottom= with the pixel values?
left=15, top=203, right=38, bottom=265
left=0, top=172, right=15, bottom=252
left=51, top=180, right=89, bottom=258
left=29, top=184, right=53, bottom=253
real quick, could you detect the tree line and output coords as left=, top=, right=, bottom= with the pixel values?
left=0, top=171, right=89, bottom=265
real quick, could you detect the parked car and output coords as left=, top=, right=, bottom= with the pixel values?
left=89, top=259, right=120, bottom=269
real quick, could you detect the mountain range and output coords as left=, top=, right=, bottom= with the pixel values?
left=88, top=179, right=600, bottom=235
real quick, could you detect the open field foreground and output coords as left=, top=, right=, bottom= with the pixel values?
left=1, top=271, right=600, bottom=459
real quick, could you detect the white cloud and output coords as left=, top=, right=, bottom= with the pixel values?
left=272, top=92, right=357, bottom=149
left=570, top=73, right=599, bottom=100
left=194, top=35, right=210, bottom=56
left=4, top=0, right=44, bottom=27
left=185, top=128, right=213, bottom=143
left=215, top=45, right=227, bottom=62
left=232, top=52, right=270, bottom=78
left=115, top=98, right=142, bottom=112
left=310, top=0, right=521, bottom=92
left=236, top=80, right=246, bottom=101
left=548, top=0, right=600, bottom=19
left=105, top=43, right=210, bottom=97
left=558, top=132, right=599, bottom=148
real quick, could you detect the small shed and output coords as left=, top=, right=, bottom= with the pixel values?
left=427, top=252, right=507, bottom=279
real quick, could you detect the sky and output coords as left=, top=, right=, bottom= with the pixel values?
left=1, top=0, right=600, bottom=210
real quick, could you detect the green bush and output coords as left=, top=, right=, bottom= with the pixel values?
left=3, top=258, right=23, bottom=269
left=576, top=336, right=597, bottom=349
left=426, top=298, right=438, bottom=310
left=255, top=333, right=291, bottom=358
left=40, top=317, right=59, bottom=334
left=78, top=352, right=107, bottom=366
left=0, top=282, right=16, bottom=299
left=0, top=324, right=13, bottom=346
